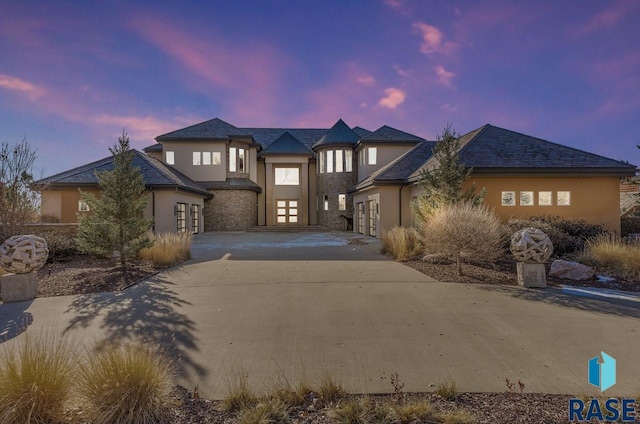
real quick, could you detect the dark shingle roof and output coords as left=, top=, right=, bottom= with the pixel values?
left=353, top=126, right=372, bottom=139
left=35, top=150, right=212, bottom=197
left=458, top=124, right=636, bottom=173
left=260, top=132, right=314, bottom=156
left=156, top=118, right=251, bottom=141
left=198, top=178, right=262, bottom=193
left=360, top=125, right=424, bottom=143
left=242, top=128, right=328, bottom=152
left=143, top=143, right=162, bottom=152
left=350, top=141, right=435, bottom=191
left=312, top=119, right=360, bottom=149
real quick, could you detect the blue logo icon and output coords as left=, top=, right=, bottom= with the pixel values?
left=588, top=351, right=616, bottom=392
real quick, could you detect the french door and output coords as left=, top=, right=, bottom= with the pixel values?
left=276, top=199, right=299, bottom=224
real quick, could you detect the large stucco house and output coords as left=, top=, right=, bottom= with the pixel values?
left=38, top=118, right=636, bottom=235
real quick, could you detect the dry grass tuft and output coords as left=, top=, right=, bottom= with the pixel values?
left=440, top=409, right=475, bottom=424
left=238, top=399, right=290, bottom=424
left=224, top=373, right=258, bottom=412
left=381, top=226, right=422, bottom=261
left=0, top=333, right=76, bottom=424
left=392, top=400, right=437, bottom=423
left=330, top=397, right=373, bottom=424
left=434, top=380, right=458, bottom=401
left=318, top=373, right=346, bottom=404
left=583, top=233, right=640, bottom=279
left=138, top=231, right=193, bottom=266
left=78, top=341, right=172, bottom=424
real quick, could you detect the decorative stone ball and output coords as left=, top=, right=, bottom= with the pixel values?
left=510, top=228, right=553, bottom=263
left=0, top=235, right=49, bottom=274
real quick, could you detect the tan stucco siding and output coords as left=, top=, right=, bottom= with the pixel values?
left=357, top=145, right=415, bottom=182
left=410, top=175, right=622, bottom=232
left=160, top=140, right=227, bottom=181
left=145, top=151, right=163, bottom=161
left=40, top=191, right=62, bottom=221
left=151, top=190, right=205, bottom=233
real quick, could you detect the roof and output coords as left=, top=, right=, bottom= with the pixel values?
left=156, top=118, right=251, bottom=141
left=353, top=126, right=372, bottom=139
left=242, top=127, right=329, bottom=152
left=35, top=150, right=212, bottom=197
left=143, top=143, right=162, bottom=153
left=312, top=119, right=360, bottom=149
left=260, top=132, right=314, bottom=156
left=350, top=141, right=435, bottom=192
left=360, top=125, right=424, bottom=144
left=459, top=124, right=636, bottom=174
left=198, top=178, right=262, bottom=193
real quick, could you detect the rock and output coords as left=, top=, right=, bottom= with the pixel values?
left=0, top=235, right=49, bottom=274
left=510, top=228, right=554, bottom=263
left=549, top=259, right=594, bottom=281
left=423, top=254, right=447, bottom=264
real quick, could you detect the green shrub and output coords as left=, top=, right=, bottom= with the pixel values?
left=36, top=231, right=80, bottom=262
left=421, top=203, right=503, bottom=275
left=505, top=216, right=606, bottom=257
left=621, top=216, right=640, bottom=238
left=0, top=334, right=76, bottom=424
left=583, top=234, right=640, bottom=280
left=138, top=231, right=193, bottom=266
left=381, top=226, right=422, bottom=261
left=78, top=341, right=172, bottom=424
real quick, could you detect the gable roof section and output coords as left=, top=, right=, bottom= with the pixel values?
left=260, top=132, right=314, bottom=156
left=353, top=126, right=372, bottom=139
left=350, top=140, right=435, bottom=192
left=360, top=125, right=424, bottom=144
left=35, top=150, right=212, bottom=197
left=156, top=117, right=251, bottom=141
left=456, top=124, right=636, bottom=175
left=312, top=119, right=361, bottom=149
left=242, top=128, right=329, bottom=151
left=143, top=143, right=162, bottom=153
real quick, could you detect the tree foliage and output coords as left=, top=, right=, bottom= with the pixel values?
left=413, top=124, right=486, bottom=222
left=0, top=137, right=41, bottom=241
left=76, top=131, right=151, bottom=281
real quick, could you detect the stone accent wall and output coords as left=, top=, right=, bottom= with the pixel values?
left=205, top=190, right=257, bottom=231
left=316, top=148, right=358, bottom=230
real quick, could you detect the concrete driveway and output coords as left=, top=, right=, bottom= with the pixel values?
left=1, top=231, right=639, bottom=399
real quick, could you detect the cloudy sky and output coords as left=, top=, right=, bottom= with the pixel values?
left=1, top=1, right=639, bottom=176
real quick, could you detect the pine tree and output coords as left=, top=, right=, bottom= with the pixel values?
left=76, top=131, right=152, bottom=282
left=413, top=124, right=486, bottom=223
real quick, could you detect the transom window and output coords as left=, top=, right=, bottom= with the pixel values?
left=275, top=168, right=300, bottom=185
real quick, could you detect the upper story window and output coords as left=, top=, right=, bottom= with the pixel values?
left=229, top=147, right=249, bottom=173
left=318, top=149, right=352, bottom=173
left=367, top=147, right=377, bottom=165
left=336, top=150, right=343, bottom=172
left=345, top=150, right=353, bottom=172
left=275, top=167, right=299, bottom=185
left=202, top=152, right=211, bottom=165
left=327, top=150, right=334, bottom=173
left=212, top=152, right=221, bottom=165
left=193, top=152, right=222, bottom=166
left=193, top=152, right=201, bottom=165
left=319, top=151, right=325, bottom=174
left=166, top=151, right=175, bottom=165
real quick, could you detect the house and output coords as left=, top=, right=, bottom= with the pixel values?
left=37, top=118, right=636, bottom=235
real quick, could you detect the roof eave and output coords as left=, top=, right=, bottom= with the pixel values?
left=469, top=167, right=637, bottom=177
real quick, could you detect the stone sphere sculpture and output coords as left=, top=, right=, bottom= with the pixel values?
left=0, top=235, right=49, bottom=274
left=510, top=227, right=553, bottom=263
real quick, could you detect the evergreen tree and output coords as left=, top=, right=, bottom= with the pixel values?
left=413, top=124, right=486, bottom=222
left=76, top=131, right=152, bottom=282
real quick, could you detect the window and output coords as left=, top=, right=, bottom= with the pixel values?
left=336, top=150, right=344, bottom=172
left=229, top=147, right=237, bottom=171
left=176, top=203, right=186, bottom=233
left=275, top=168, right=299, bottom=185
left=501, top=191, right=516, bottom=206
left=539, top=191, right=552, bottom=206
left=166, top=151, right=175, bottom=165
left=191, top=204, right=200, bottom=234
left=557, top=191, right=571, bottom=206
left=359, top=150, right=364, bottom=166
left=202, top=152, right=211, bottom=165
left=338, top=194, right=346, bottom=210
left=357, top=203, right=364, bottom=234
left=212, top=152, right=221, bottom=165
left=368, top=200, right=376, bottom=236
left=324, top=195, right=329, bottom=211
left=193, top=152, right=201, bottom=165
left=238, top=149, right=245, bottom=173
left=367, top=147, right=377, bottom=165
left=78, top=200, right=90, bottom=212
left=520, top=191, right=534, bottom=206
left=345, top=150, right=352, bottom=172
left=319, top=151, right=325, bottom=174
left=327, top=150, right=334, bottom=173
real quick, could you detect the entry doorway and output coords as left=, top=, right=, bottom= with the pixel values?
left=276, top=199, right=299, bottom=224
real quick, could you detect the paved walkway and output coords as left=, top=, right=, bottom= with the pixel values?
left=1, top=232, right=639, bottom=399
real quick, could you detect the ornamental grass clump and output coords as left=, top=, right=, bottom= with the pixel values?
left=381, top=226, right=422, bottom=261
left=138, top=231, right=193, bottom=266
left=78, top=341, right=173, bottom=424
left=0, top=333, right=76, bottom=424
left=584, top=233, right=640, bottom=280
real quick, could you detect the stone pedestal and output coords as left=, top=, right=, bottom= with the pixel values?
left=0, top=272, right=38, bottom=302
left=516, top=262, right=546, bottom=288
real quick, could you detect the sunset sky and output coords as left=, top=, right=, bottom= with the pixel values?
left=1, top=1, right=639, bottom=176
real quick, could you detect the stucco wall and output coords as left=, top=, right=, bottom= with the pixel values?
left=356, top=144, right=415, bottom=182
left=151, top=190, right=205, bottom=234
left=160, top=140, right=227, bottom=181
left=205, top=189, right=257, bottom=231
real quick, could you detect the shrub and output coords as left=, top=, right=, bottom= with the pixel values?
left=78, top=341, right=172, bottom=424
left=238, top=399, right=290, bottom=424
left=223, top=373, right=257, bottom=412
left=583, top=234, right=640, bottom=280
left=621, top=216, right=640, bottom=238
left=0, top=334, right=75, bottom=424
left=421, top=203, right=503, bottom=275
left=35, top=231, right=80, bottom=262
left=138, top=231, right=193, bottom=266
left=381, top=226, right=422, bottom=261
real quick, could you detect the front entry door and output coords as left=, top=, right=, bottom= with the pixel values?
left=276, top=200, right=299, bottom=224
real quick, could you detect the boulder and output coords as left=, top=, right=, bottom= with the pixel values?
left=549, top=259, right=594, bottom=281
left=0, top=235, right=49, bottom=274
